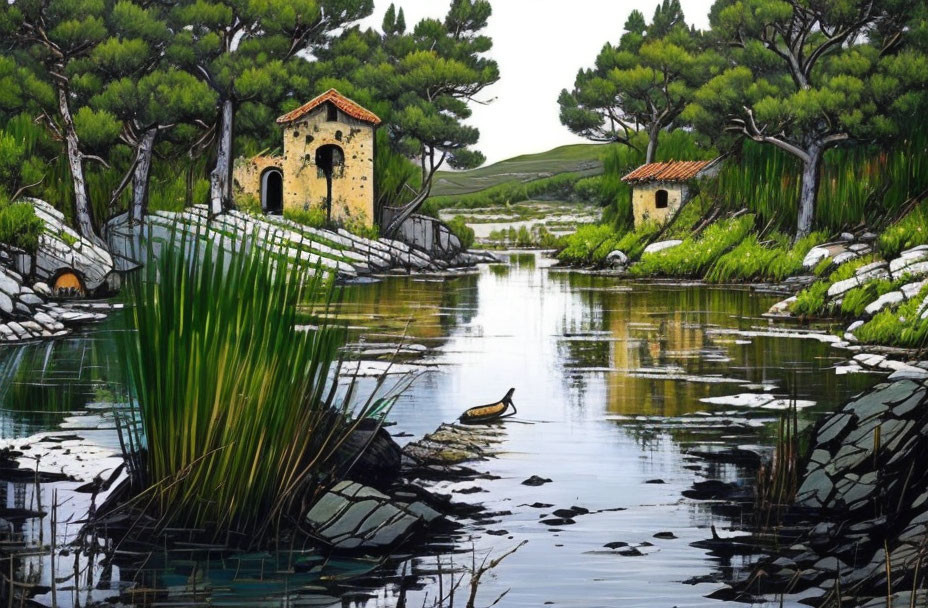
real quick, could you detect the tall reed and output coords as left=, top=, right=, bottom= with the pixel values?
left=118, top=226, right=392, bottom=537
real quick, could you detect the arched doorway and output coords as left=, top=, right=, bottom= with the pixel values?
left=52, top=270, right=85, bottom=298
left=261, top=169, right=283, bottom=214
left=315, top=145, right=345, bottom=223
left=655, top=189, right=669, bottom=209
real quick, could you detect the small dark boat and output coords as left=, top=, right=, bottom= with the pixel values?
left=459, top=388, right=517, bottom=424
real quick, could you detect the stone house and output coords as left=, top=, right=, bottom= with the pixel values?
left=233, top=89, right=380, bottom=226
left=621, top=159, right=722, bottom=227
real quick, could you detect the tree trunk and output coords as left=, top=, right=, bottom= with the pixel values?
left=645, top=124, right=660, bottom=164
left=796, top=143, right=823, bottom=241
left=383, top=186, right=430, bottom=238
left=130, top=128, right=157, bottom=225
left=210, top=98, right=234, bottom=216
left=58, top=85, right=99, bottom=243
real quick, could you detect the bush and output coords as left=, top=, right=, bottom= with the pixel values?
left=854, top=285, right=928, bottom=347
left=791, top=281, right=831, bottom=316
left=557, top=224, right=618, bottom=264
left=630, top=215, right=754, bottom=278
left=706, top=232, right=825, bottom=283
left=284, top=206, right=328, bottom=229
left=446, top=216, right=475, bottom=249
left=0, top=200, right=44, bottom=253
left=556, top=221, right=661, bottom=265
left=879, top=201, right=928, bottom=259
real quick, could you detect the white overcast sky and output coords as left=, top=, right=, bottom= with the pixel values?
left=361, top=1, right=713, bottom=165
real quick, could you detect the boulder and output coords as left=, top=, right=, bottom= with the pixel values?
left=767, top=296, right=797, bottom=316
left=30, top=199, right=113, bottom=292
left=864, top=290, right=904, bottom=316
left=890, top=246, right=928, bottom=279
left=304, top=481, right=441, bottom=551
left=643, top=240, right=683, bottom=255
left=605, top=250, right=628, bottom=268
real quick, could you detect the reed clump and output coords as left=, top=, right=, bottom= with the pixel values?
left=118, top=227, right=387, bottom=538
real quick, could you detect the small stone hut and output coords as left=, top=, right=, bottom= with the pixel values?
left=234, top=89, right=381, bottom=226
left=622, top=159, right=721, bottom=227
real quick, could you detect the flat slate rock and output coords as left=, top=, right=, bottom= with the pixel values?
left=305, top=481, right=439, bottom=551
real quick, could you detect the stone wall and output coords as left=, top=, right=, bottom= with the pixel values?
left=632, top=182, right=688, bottom=227
left=392, top=214, right=464, bottom=262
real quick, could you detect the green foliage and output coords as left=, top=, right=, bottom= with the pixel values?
left=706, top=232, right=825, bottom=283
left=789, top=255, right=879, bottom=316
left=556, top=220, right=661, bottom=265
left=879, top=200, right=928, bottom=258
left=840, top=279, right=901, bottom=317
left=559, top=0, right=717, bottom=161
left=118, top=228, right=398, bottom=534
left=0, top=200, right=43, bottom=253
left=630, top=215, right=754, bottom=277
left=854, top=285, right=928, bottom=347
left=689, top=0, right=926, bottom=238
left=429, top=171, right=591, bottom=212
left=235, top=193, right=262, bottom=216
left=484, top=224, right=562, bottom=249
left=284, top=206, right=327, bottom=229
left=702, top=131, right=928, bottom=234
left=446, top=216, right=475, bottom=249
left=790, top=281, right=831, bottom=317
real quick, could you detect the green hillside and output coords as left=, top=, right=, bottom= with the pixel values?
left=431, top=144, right=607, bottom=197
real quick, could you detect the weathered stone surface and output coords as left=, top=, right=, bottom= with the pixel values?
left=767, top=296, right=796, bottom=316
left=797, top=468, right=833, bottom=506
left=30, top=200, right=113, bottom=292
left=817, top=413, right=852, bottom=444
left=643, top=240, right=683, bottom=254
left=304, top=481, right=439, bottom=551
left=605, top=250, right=628, bottom=267
left=862, top=290, right=903, bottom=316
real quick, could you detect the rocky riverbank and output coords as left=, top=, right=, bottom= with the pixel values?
left=0, top=200, right=499, bottom=345
left=707, top=375, right=928, bottom=607
left=106, top=205, right=499, bottom=281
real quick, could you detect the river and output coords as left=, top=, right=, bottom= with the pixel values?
left=0, top=251, right=879, bottom=607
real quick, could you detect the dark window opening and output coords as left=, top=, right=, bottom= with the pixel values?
left=315, top=144, right=345, bottom=223
left=293, top=131, right=299, bottom=137
left=326, top=103, right=338, bottom=122
left=335, top=130, right=343, bottom=141
left=305, top=134, right=314, bottom=144
left=261, top=169, right=283, bottom=215
left=656, top=189, right=669, bottom=209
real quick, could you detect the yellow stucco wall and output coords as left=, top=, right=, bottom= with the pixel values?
left=233, top=104, right=376, bottom=226
left=631, top=182, right=688, bottom=227
left=234, top=156, right=283, bottom=204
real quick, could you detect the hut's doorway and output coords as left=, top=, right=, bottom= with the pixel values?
left=315, top=145, right=345, bottom=222
left=53, top=271, right=84, bottom=298
left=261, top=169, right=283, bottom=214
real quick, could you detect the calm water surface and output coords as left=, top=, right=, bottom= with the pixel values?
left=0, top=252, right=878, bottom=607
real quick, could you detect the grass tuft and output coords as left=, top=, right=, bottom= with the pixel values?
left=118, top=226, right=397, bottom=537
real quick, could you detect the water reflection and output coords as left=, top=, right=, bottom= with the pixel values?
left=0, top=252, right=881, bottom=607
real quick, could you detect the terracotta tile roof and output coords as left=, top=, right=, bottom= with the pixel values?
left=276, top=89, right=381, bottom=126
left=622, top=159, right=718, bottom=183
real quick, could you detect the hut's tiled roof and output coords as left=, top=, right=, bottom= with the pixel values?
left=276, top=89, right=381, bottom=125
left=622, top=159, right=718, bottom=183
